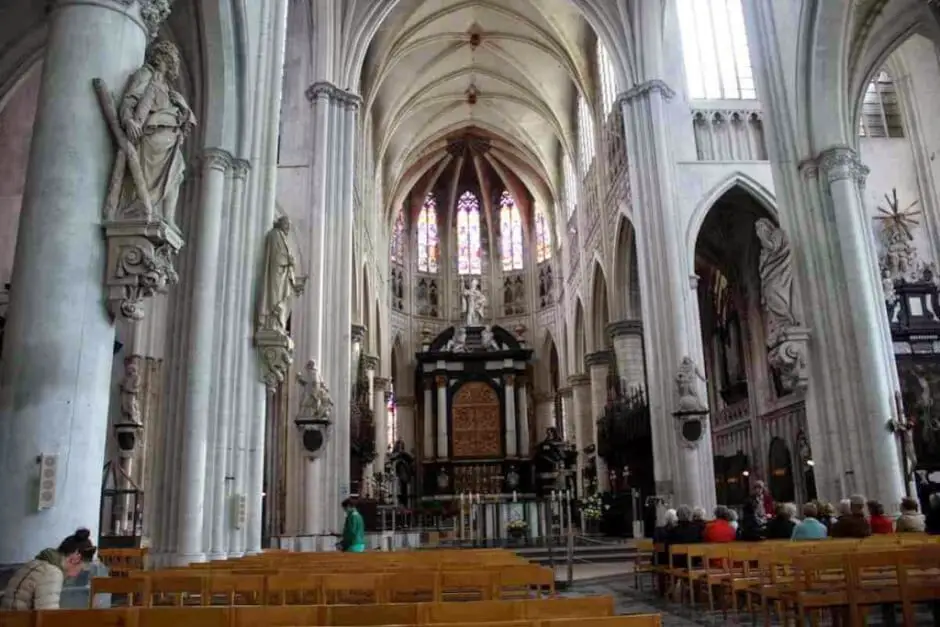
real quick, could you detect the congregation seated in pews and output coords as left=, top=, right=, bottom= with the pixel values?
left=0, top=547, right=662, bottom=627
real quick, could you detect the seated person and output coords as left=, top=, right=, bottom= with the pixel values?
left=791, top=502, right=828, bottom=540
left=867, top=500, right=893, bottom=535
left=830, top=495, right=872, bottom=538
left=895, top=497, right=925, bottom=533
left=1, top=528, right=96, bottom=610
left=703, top=506, right=737, bottom=543
left=764, top=503, right=798, bottom=539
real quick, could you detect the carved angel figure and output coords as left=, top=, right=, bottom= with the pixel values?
left=755, top=218, right=798, bottom=342
left=463, top=279, right=486, bottom=326
left=676, top=356, right=707, bottom=413
left=101, top=40, right=196, bottom=223
left=445, top=327, right=468, bottom=352
left=481, top=325, right=500, bottom=351
left=120, top=357, right=142, bottom=425
left=258, top=216, right=306, bottom=334
left=297, top=360, right=333, bottom=421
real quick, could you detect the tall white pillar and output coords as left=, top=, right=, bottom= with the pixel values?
left=619, top=82, right=716, bottom=512
left=533, top=391, right=555, bottom=437
left=585, top=351, right=611, bottom=491
left=504, top=374, right=518, bottom=458
left=374, top=377, right=390, bottom=472
left=559, top=387, right=574, bottom=443
left=0, top=0, right=162, bottom=565
left=175, top=148, right=233, bottom=564
left=423, top=381, right=434, bottom=459
left=436, top=375, right=448, bottom=459
left=569, top=375, right=591, bottom=495
left=607, top=321, right=647, bottom=394
left=517, top=377, right=530, bottom=458
left=396, top=396, right=416, bottom=453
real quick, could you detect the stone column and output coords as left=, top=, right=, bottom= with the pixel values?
left=175, top=148, right=233, bottom=564
left=361, top=354, right=378, bottom=493
left=423, top=380, right=434, bottom=459
left=569, top=374, right=592, bottom=495
left=559, top=387, right=574, bottom=442
left=396, top=396, right=416, bottom=453
left=517, top=377, right=530, bottom=458
left=810, top=148, right=904, bottom=502
left=608, top=320, right=647, bottom=394
left=585, top=352, right=612, bottom=491
left=504, top=374, right=518, bottom=458
left=533, top=391, right=555, bottom=437
left=0, top=0, right=162, bottom=566
left=436, top=375, right=448, bottom=459
left=373, top=377, right=390, bottom=472
left=618, top=82, right=716, bottom=512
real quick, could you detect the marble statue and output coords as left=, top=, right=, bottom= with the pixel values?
left=675, top=356, right=707, bottom=413
left=755, top=218, right=798, bottom=340
left=98, top=40, right=196, bottom=223
left=463, top=279, right=486, bottom=326
left=120, top=357, right=142, bottom=425
left=297, top=360, right=333, bottom=421
left=445, top=326, right=467, bottom=352
left=481, top=325, right=500, bottom=351
left=258, top=216, right=306, bottom=334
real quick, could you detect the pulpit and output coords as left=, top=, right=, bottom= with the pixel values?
left=415, top=325, right=533, bottom=500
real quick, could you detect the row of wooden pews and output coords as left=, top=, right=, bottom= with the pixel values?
left=0, top=548, right=661, bottom=627
left=650, top=534, right=940, bottom=625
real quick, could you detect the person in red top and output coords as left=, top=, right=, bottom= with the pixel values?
left=867, top=500, right=894, bottom=534
left=704, top=506, right=737, bottom=542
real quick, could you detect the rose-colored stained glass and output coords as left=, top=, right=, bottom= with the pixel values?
left=417, top=193, right=439, bottom=273
left=535, top=210, right=551, bottom=263
left=457, top=191, right=481, bottom=275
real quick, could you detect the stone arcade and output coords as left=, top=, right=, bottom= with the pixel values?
left=0, top=0, right=938, bottom=569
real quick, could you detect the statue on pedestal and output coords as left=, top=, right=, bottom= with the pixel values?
left=119, top=357, right=142, bottom=425
left=258, top=216, right=306, bottom=335
left=675, top=357, right=707, bottom=413
left=481, top=325, right=500, bottom=351
left=95, top=40, right=192, bottom=321
left=444, top=327, right=467, bottom=352
left=297, top=360, right=333, bottom=421
left=463, top=279, right=486, bottom=326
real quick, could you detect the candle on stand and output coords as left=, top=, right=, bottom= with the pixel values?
left=512, top=490, right=517, bottom=502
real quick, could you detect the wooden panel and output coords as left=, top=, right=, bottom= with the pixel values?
left=452, top=382, right=501, bottom=458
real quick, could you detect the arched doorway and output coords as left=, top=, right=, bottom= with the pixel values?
left=768, top=437, right=795, bottom=503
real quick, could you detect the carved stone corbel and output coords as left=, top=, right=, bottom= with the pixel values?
left=255, top=328, right=294, bottom=390
left=103, top=220, right=183, bottom=321
left=767, top=327, right=810, bottom=393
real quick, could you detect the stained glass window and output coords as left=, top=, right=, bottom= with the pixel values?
left=535, top=209, right=551, bottom=263
left=563, top=157, right=578, bottom=217
left=417, top=193, right=439, bottom=273
left=499, top=191, right=524, bottom=271
left=390, top=207, right=405, bottom=263
left=577, top=95, right=596, bottom=174
left=677, top=0, right=755, bottom=100
left=597, top=41, right=618, bottom=116
left=457, top=191, right=482, bottom=275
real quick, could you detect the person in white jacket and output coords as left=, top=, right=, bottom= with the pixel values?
left=0, top=528, right=96, bottom=610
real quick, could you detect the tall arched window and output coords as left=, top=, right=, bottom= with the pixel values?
left=499, top=191, right=524, bottom=271
left=577, top=95, right=596, bottom=173
left=677, top=0, right=755, bottom=100
left=457, top=191, right=482, bottom=275
left=535, top=209, right=551, bottom=263
left=597, top=41, right=618, bottom=115
left=417, top=193, right=439, bottom=273
left=859, top=69, right=904, bottom=138
left=390, top=207, right=405, bottom=264
left=563, top=157, right=578, bottom=217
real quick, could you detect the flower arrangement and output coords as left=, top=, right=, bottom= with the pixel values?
left=580, top=492, right=605, bottom=521
left=507, top=518, right=528, bottom=532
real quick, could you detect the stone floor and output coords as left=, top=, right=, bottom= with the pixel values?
left=562, top=573, right=940, bottom=626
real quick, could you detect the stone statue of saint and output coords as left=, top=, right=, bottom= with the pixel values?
left=297, top=360, right=333, bottom=421
left=100, top=40, right=196, bottom=224
left=755, top=218, right=798, bottom=340
left=463, top=278, right=486, bottom=326
left=258, top=216, right=306, bottom=334
left=676, top=356, right=707, bottom=413
left=481, top=325, right=500, bottom=351
left=120, top=357, right=142, bottom=425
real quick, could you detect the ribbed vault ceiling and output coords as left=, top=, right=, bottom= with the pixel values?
left=360, top=0, right=594, bottom=228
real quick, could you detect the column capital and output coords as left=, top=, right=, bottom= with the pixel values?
left=232, top=159, right=251, bottom=180
left=351, top=323, right=367, bottom=344
left=584, top=350, right=612, bottom=369
left=568, top=373, right=591, bottom=388
left=361, top=354, right=379, bottom=372
left=435, top=374, right=447, bottom=388
left=616, top=79, right=676, bottom=106
left=306, top=81, right=362, bottom=110
left=801, top=145, right=870, bottom=188
left=373, top=376, right=390, bottom=391
left=201, top=148, right=233, bottom=173
left=607, top=319, right=643, bottom=338
left=557, top=386, right=573, bottom=398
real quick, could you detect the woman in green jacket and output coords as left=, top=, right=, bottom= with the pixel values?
left=339, top=498, right=366, bottom=552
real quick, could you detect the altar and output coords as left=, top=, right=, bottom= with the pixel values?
left=415, top=324, right=534, bottom=501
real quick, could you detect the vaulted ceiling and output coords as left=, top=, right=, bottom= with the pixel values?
left=360, top=0, right=595, bottom=228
